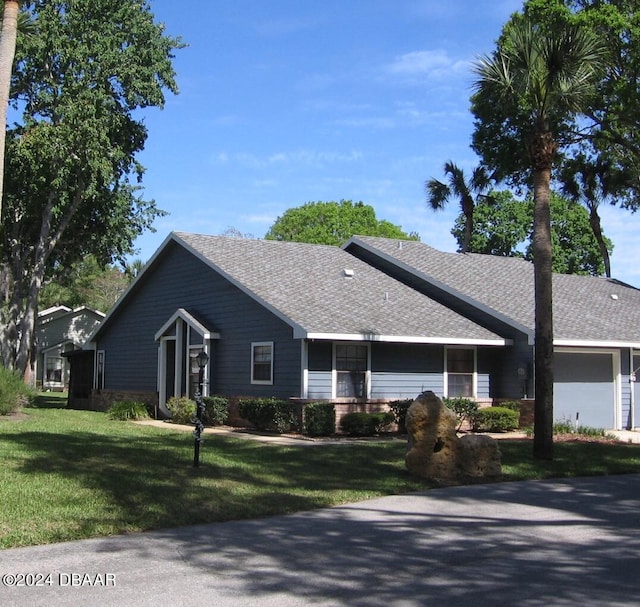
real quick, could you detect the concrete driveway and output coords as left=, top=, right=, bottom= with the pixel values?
left=2, top=473, right=639, bottom=607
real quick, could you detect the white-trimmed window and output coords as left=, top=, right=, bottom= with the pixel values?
left=251, top=342, right=274, bottom=384
left=335, top=344, right=369, bottom=398
left=46, top=356, right=63, bottom=384
left=445, top=347, right=476, bottom=398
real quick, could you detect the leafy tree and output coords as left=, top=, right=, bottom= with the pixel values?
left=0, top=0, right=183, bottom=377
left=39, top=255, right=136, bottom=312
left=265, top=200, right=419, bottom=246
left=0, top=0, right=19, bottom=218
left=472, top=15, right=608, bottom=460
left=452, top=190, right=612, bottom=276
left=523, top=0, right=640, bottom=211
left=425, top=162, right=493, bottom=253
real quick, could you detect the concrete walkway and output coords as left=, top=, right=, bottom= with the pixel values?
left=2, top=474, right=639, bottom=606
left=133, top=419, right=640, bottom=445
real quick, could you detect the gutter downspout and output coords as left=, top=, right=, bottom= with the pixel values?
left=630, top=350, right=636, bottom=431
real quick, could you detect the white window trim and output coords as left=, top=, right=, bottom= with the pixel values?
left=251, top=341, right=274, bottom=385
left=444, top=346, right=477, bottom=398
left=332, top=342, right=371, bottom=399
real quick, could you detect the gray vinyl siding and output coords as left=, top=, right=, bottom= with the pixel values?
left=307, top=341, right=446, bottom=400
left=96, top=242, right=301, bottom=399
left=620, top=349, right=636, bottom=430
left=370, top=373, right=443, bottom=398
left=308, top=371, right=332, bottom=399
left=484, top=337, right=533, bottom=400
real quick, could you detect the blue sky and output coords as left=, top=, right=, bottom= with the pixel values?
left=133, top=0, right=639, bottom=287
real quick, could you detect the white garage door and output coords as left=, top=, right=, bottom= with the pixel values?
left=554, top=352, right=616, bottom=430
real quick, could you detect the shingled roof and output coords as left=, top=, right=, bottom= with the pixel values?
left=344, top=236, right=640, bottom=346
left=172, top=232, right=504, bottom=345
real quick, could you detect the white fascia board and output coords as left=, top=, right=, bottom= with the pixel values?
left=154, top=308, right=221, bottom=341
left=554, top=339, right=640, bottom=349
left=300, top=331, right=509, bottom=346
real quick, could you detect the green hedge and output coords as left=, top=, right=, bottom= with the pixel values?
left=202, top=396, right=229, bottom=426
left=304, top=402, right=335, bottom=436
left=238, top=397, right=298, bottom=433
left=443, top=397, right=478, bottom=431
left=166, top=396, right=196, bottom=425
left=339, top=411, right=395, bottom=437
left=472, top=406, right=519, bottom=432
left=388, top=399, right=412, bottom=433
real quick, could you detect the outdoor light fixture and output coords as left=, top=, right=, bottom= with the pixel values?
left=193, top=350, right=209, bottom=467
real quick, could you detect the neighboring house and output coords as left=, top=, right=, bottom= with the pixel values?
left=343, top=236, right=640, bottom=430
left=81, top=232, right=640, bottom=430
left=35, top=305, right=105, bottom=391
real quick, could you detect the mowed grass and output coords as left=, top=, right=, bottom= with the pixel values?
left=1, top=406, right=639, bottom=549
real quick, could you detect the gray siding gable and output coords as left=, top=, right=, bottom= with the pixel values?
left=94, top=241, right=301, bottom=397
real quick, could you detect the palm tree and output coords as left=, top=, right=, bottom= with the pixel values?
left=0, top=0, right=20, bottom=220
left=472, top=17, right=608, bottom=460
left=559, top=155, right=620, bottom=278
left=425, top=162, right=493, bottom=253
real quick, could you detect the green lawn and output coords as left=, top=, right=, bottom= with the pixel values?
left=1, top=406, right=639, bottom=549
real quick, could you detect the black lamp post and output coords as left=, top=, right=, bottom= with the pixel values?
left=192, top=350, right=209, bottom=467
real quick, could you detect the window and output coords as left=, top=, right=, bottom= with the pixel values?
left=446, top=348, right=475, bottom=397
left=188, top=348, right=207, bottom=397
left=336, top=344, right=368, bottom=398
left=251, top=342, right=273, bottom=384
left=95, top=350, right=105, bottom=390
left=46, top=356, right=63, bottom=384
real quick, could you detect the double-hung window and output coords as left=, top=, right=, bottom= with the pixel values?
left=446, top=347, right=475, bottom=398
left=251, top=342, right=273, bottom=384
left=336, top=344, right=368, bottom=398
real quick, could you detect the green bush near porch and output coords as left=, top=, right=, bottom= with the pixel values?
left=238, top=397, right=298, bottom=433
left=202, top=396, right=229, bottom=426
left=340, top=411, right=395, bottom=436
left=303, top=402, right=336, bottom=436
left=472, top=406, right=519, bottom=433
left=166, top=396, right=196, bottom=425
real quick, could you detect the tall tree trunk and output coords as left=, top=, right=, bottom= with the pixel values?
left=532, top=164, right=555, bottom=460
left=462, top=195, right=474, bottom=253
left=589, top=207, right=611, bottom=278
left=0, top=0, right=20, bottom=219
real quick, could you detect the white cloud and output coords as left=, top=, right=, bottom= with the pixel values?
left=213, top=149, right=364, bottom=169
left=386, top=50, right=469, bottom=81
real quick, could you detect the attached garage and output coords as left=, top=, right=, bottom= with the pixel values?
left=554, top=350, right=620, bottom=430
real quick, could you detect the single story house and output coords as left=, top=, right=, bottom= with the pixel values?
left=344, top=236, right=640, bottom=430
left=35, top=305, right=105, bottom=391
left=79, top=232, right=639, bottom=430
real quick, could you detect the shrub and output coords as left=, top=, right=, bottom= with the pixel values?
left=238, top=397, right=298, bottom=433
left=339, top=411, right=395, bottom=436
left=202, top=396, right=229, bottom=426
left=108, top=400, right=150, bottom=421
left=500, top=400, right=522, bottom=412
left=0, top=366, right=34, bottom=415
left=304, top=402, right=336, bottom=436
left=388, top=399, right=412, bottom=433
left=166, top=396, right=196, bottom=425
left=443, top=397, right=478, bottom=431
left=472, top=406, right=519, bottom=432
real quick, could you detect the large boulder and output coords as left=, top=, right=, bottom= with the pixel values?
left=405, top=391, right=501, bottom=480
